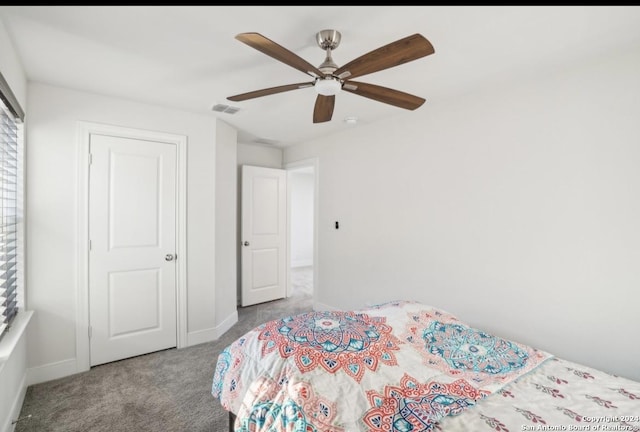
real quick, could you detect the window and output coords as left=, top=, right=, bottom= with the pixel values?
left=0, top=72, right=24, bottom=341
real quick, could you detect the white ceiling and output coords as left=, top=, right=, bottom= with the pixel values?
left=1, top=5, right=640, bottom=148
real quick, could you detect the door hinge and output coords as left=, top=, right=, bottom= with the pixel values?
left=88, top=153, right=93, bottom=166
left=89, top=239, right=92, bottom=251
left=88, top=326, right=92, bottom=339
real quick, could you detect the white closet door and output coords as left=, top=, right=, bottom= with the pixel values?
left=89, top=133, right=177, bottom=366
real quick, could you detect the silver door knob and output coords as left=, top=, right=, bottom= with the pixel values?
left=165, top=254, right=175, bottom=261
left=243, top=241, right=250, bottom=246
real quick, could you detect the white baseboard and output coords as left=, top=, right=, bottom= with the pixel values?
left=1, top=372, right=26, bottom=432
left=214, top=310, right=238, bottom=339
left=291, top=260, right=313, bottom=268
left=27, top=358, right=77, bottom=386
left=186, top=327, right=217, bottom=347
left=186, top=310, right=238, bottom=346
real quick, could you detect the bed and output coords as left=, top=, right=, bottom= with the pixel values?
left=212, top=300, right=640, bottom=431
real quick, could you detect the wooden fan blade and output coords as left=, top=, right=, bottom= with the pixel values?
left=342, top=81, right=425, bottom=110
left=313, top=95, right=335, bottom=123
left=236, top=33, right=324, bottom=78
left=334, top=34, right=434, bottom=80
left=228, top=82, right=313, bottom=102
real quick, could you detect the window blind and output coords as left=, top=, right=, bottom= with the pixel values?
left=0, top=95, right=20, bottom=339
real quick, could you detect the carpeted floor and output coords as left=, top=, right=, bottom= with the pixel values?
left=290, top=265, right=313, bottom=297
left=15, top=289, right=313, bottom=432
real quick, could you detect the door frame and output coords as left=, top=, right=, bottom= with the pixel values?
left=75, top=121, right=188, bottom=372
left=285, top=157, right=319, bottom=301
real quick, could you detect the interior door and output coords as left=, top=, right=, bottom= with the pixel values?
left=89, top=133, right=177, bottom=366
left=241, top=165, right=287, bottom=306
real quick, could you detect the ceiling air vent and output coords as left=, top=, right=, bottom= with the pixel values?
left=212, top=103, right=241, bottom=114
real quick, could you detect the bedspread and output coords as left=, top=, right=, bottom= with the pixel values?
left=212, top=300, right=563, bottom=431
left=437, top=355, right=640, bottom=432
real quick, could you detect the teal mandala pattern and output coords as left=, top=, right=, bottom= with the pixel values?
left=211, top=347, right=232, bottom=398
left=237, top=399, right=317, bottom=432
left=212, top=337, right=246, bottom=406
left=235, top=377, right=344, bottom=432
left=422, top=322, right=529, bottom=375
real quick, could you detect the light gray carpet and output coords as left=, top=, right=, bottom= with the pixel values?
left=291, top=266, right=313, bottom=297
left=15, top=291, right=312, bottom=432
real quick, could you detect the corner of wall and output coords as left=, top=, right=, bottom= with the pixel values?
left=186, top=309, right=238, bottom=347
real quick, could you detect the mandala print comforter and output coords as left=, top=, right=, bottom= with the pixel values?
left=212, top=301, right=640, bottom=431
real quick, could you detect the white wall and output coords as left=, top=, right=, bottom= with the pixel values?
left=290, top=171, right=314, bottom=267
left=237, top=143, right=282, bottom=169
left=214, top=121, right=238, bottom=338
left=0, top=18, right=28, bottom=432
left=284, top=47, right=640, bottom=381
left=0, top=19, right=26, bottom=109
left=25, top=82, right=236, bottom=383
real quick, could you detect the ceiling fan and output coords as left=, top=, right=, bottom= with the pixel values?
left=227, top=30, right=435, bottom=123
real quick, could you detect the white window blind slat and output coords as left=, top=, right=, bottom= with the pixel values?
left=0, top=93, right=20, bottom=341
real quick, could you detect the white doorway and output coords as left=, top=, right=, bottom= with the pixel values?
left=286, top=159, right=318, bottom=299
left=76, top=122, right=187, bottom=372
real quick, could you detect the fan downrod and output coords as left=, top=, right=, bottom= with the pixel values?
left=316, top=30, right=341, bottom=75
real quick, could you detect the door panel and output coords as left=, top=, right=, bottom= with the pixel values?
left=109, top=152, right=160, bottom=248
left=252, top=248, right=279, bottom=288
left=241, top=166, right=287, bottom=306
left=108, top=269, right=160, bottom=337
left=89, top=134, right=177, bottom=366
left=252, top=177, right=280, bottom=234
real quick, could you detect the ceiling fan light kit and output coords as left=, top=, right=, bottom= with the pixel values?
left=315, top=77, right=341, bottom=96
left=228, top=29, right=434, bottom=123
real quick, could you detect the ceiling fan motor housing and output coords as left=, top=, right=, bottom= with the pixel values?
left=316, top=29, right=341, bottom=50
